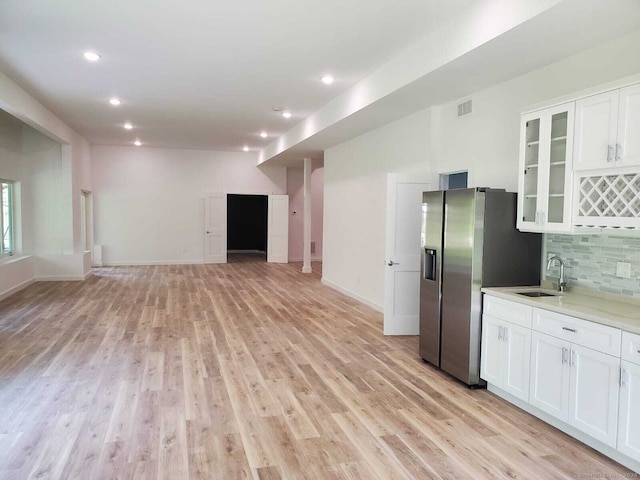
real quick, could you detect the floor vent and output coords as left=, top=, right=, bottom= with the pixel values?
left=457, top=100, right=472, bottom=117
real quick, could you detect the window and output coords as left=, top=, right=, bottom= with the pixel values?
left=1, top=180, right=14, bottom=256
left=440, top=171, right=468, bottom=190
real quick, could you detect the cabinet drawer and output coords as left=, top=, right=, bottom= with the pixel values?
left=483, top=295, right=532, bottom=329
left=532, top=308, right=621, bottom=356
left=622, top=331, right=640, bottom=366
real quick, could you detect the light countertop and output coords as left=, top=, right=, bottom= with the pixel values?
left=481, top=285, right=640, bottom=336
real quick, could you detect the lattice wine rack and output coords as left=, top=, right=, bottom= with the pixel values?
left=575, top=173, right=640, bottom=228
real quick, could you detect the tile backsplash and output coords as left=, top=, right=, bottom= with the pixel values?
left=545, top=234, right=640, bottom=298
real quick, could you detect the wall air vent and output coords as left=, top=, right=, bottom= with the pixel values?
left=457, top=100, right=472, bottom=117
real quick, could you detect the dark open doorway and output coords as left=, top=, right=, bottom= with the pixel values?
left=227, top=194, right=268, bottom=262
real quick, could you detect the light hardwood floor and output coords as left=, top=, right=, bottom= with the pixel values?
left=0, top=255, right=634, bottom=479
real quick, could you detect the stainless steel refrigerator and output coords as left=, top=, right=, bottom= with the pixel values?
left=419, top=188, right=541, bottom=386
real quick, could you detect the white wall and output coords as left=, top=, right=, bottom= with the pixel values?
left=21, top=126, right=64, bottom=255
left=323, top=29, right=640, bottom=309
left=287, top=160, right=324, bottom=262
left=0, top=71, right=92, bottom=298
left=323, top=108, right=434, bottom=309
left=91, top=145, right=286, bottom=265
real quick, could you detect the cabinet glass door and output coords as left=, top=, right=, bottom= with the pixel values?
left=522, top=118, right=541, bottom=223
left=547, top=112, right=568, bottom=224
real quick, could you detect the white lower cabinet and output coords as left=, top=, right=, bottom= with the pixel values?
left=481, top=314, right=531, bottom=402
left=529, top=331, right=620, bottom=447
left=482, top=295, right=638, bottom=467
left=569, top=344, right=620, bottom=447
left=618, top=360, right=640, bottom=458
left=530, top=331, right=571, bottom=421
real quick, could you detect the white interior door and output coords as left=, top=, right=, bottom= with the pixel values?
left=384, top=175, right=432, bottom=335
left=204, top=193, right=227, bottom=264
left=267, top=194, right=289, bottom=263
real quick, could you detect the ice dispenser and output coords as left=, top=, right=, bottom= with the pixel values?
left=424, top=249, right=436, bottom=281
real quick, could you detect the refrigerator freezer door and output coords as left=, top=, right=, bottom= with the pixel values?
left=419, top=191, right=444, bottom=366
left=440, top=188, right=482, bottom=385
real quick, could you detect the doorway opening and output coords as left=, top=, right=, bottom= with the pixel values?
left=227, top=194, right=268, bottom=262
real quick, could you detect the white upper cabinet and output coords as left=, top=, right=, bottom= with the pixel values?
left=617, top=83, right=640, bottom=168
left=517, top=102, right=574, bottom=233
left=574, top=84, right=640, bottom=171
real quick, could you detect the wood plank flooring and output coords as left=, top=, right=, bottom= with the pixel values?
left=0, top=255, right=634, bottom=479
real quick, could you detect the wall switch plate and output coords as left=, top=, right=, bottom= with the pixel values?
left=616, top=262, right=631, bottom=279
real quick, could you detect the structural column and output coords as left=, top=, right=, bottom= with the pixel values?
left=302, top=157, right=312, bottom=274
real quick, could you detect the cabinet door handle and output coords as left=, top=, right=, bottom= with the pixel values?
left=498, top=326, right=503, bottom=340
left=503, top=327, right=509, bottom=342
left=562, top=327, right=576, bottom=333
left=615, top=143, right=622, bottom=161
left=570, top=349, right=576, bottom=366
left=562, top=347, right=568, bottom=364
left=620, top=368, right=627, bottom=387
left=607, top=145, right=614, bottom=162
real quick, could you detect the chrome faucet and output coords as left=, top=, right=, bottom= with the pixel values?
left=547, top=255, right=567, bottom=292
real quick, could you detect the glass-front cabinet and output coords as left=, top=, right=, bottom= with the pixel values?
left=517, top=102, right=575, bottom=233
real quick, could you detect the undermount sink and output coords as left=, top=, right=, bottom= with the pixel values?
left=516, top=291, right=559, bottom=297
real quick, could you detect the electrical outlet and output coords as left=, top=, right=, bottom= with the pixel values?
left=616, top=262, right=631, bottom=279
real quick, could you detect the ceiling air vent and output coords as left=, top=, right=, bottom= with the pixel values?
left=457, top=100, right=472, bottom=117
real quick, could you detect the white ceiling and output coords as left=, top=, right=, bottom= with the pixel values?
left=260, top=0, right=640, bottom=166
left=0, top=0, right=476, bottom=151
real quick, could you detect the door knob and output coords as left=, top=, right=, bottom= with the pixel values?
left=206, top=231, right=211, bottom=234
left=387, top=261, right=399, bottom=266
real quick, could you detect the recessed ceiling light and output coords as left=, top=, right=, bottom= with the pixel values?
left=83, top=51, right=101, bottom=62
left=109, top=97, right=121, bottom=106
left=134, top=140, right=142, bottom=146
left=282, top=111, right=292, bottom=119
left=123, top=123, right=133, bottom=130
left=243, top=146, right=249, bottom=152
left=260, top=131, right=268, bottom=138
left=321, top=75, right=335, bottom=85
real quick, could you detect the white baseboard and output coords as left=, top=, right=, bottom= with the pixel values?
left=488, top=384, right=640, bottom=474
left=289, top=256, right=323, bottom=263
left=0, top=278, right=36, bottom=302
left=36, top=275, right=88, bottom=281
left=101, top=260, right=205, bottom=266
left=321, top=277, right=383, bottom=313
